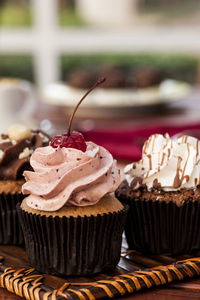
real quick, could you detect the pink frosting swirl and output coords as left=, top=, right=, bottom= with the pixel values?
left=22, top=142, right=120, bottom=211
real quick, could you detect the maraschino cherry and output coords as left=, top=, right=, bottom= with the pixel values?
left=50, top=77, right=106, bottom=152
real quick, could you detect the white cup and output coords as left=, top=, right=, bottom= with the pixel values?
left=0, top=78, right=36, bottom=132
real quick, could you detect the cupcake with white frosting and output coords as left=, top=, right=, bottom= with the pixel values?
left=116, top=133, right=200, bottom=255
left=18, top=140, right=127, bottom=276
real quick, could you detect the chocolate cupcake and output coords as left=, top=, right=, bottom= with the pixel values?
left=18, top=139, right=127, bottom=276
left=0, top=124, right=49, bottom=245
left=116, top=133, right=200, bottom=255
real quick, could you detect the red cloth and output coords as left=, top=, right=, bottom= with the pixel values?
left=82, top=123, right=200, bottom=161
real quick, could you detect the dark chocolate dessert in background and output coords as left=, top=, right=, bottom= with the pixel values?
left=66, top=65, right=163, bottom=89
left=67, top=69, right=97, bottom=89
left=98, top=65, right=126, bottom=88
left=126, top=67, right=163, bottom=88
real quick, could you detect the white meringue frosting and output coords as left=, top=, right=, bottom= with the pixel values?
left=125, top=133, right=200, bottom=191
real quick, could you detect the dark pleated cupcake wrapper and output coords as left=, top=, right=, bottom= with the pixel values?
left=0, top=193, right=24, bottom=245
left=17, top=203, right=128, bottom=276
left=117, top=196, right=200, bottom=255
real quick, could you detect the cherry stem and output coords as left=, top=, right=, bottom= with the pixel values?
left=67, top=77, right=106, bottom=136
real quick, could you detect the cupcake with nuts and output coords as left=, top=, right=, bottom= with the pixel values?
left=116, top=133, right=200, bottom=255
left=18, top=79, right=128, bottom=276
left=0, top=124, right=49, bottom=244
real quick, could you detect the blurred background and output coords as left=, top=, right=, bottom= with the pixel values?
left=0, top=0, right=200, bottom=161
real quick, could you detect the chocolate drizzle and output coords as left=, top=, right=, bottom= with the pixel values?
left=0, top=130, right=49, bottom=180
left=147, top=154, right=152, bottom=170
left=126, top=134, right=200, bottom=192
left=161, top=153, right=166, bottom=166
left=173, top=156, right=182, bottom=188
left=173, top=144, right=190, bottom=189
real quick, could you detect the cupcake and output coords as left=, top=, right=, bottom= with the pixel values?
left=0, top=124, right=49, bottom=244
left=18, top=78, right=128, bottom=276
left=116, top=133, right=200, bottom=255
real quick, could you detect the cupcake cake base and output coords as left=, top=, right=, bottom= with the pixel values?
left=18, top=195, right=128, bottom=276
left=116, top=180, right=200, bottom=255
left=0, top=192, right=24, bottom=245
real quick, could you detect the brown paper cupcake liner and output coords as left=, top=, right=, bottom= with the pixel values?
left=117, top=197, right=200, bottom=255
left=17, top=203, right=128, bottom=276
left=0, top=193, right=24, bottom=245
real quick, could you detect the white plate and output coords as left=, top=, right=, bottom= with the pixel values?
left=40, top=79, right=192, bottom=118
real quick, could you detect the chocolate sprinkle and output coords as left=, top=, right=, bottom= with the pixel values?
left=116, top=179, right=200, bottom=207
left=153, top=179, right=161, bottom=189
left=131, top=177, right=142, bottom=189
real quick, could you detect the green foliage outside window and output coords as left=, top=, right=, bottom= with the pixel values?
left=0, top=53, right=198, bottom=84
left=61, top=53, right=198, bottom=84
left=0, top=2, right=32, bottom=27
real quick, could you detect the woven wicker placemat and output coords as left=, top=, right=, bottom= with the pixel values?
left=0, top=245, right=200, bottom=300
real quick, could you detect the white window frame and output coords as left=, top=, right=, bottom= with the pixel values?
left=0, top=0, right=200, bottom=86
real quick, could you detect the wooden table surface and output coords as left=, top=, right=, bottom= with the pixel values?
left=2, top=88, right=200, bottom=299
